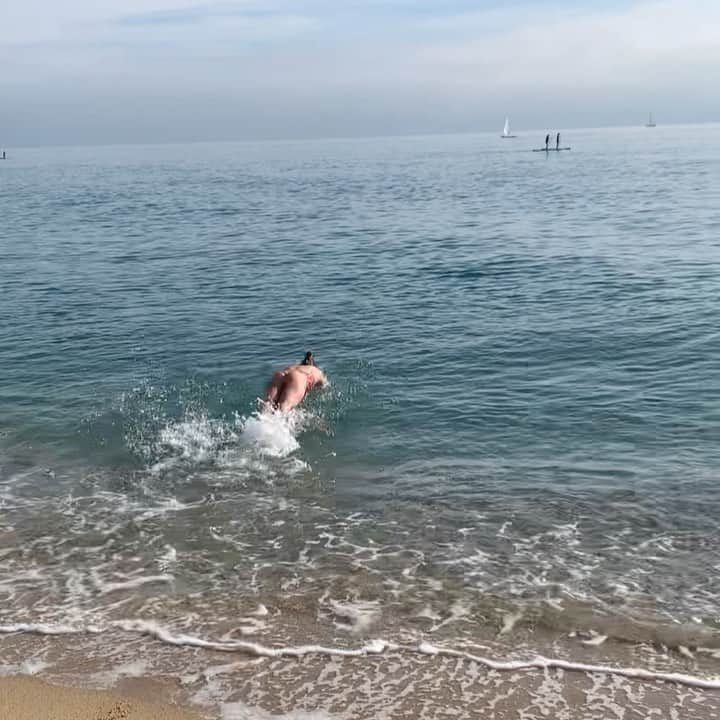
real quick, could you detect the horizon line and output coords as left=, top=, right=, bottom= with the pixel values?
left=5, top=120, right=720, bottom=152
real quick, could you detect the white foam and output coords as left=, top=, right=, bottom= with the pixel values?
left=93, top=573, right=173, bottom=595
left=0, top=658, right=51, bottom=677
left=2, top=621, right=719, bottom=691
left=89, top=659, right=151, bottom=686
left=219, top=617, right=267, bottom=636
left=111, top=619, right=391, bottom=658
left=498, top=521, right=512, bottom=537
left=325, top=600, right=380, bottom=634
left=222, top=701, right=338, bottom=720
left=415, top=606, right=442, bottom=622
left=582, top=632, right=608, bottom=646
left=158, top=414, right=235, bottom=464
left=238, top=410, right=301, bottom=458
left=202, top=659, right=264, bottom=681
left=21, top=658, right=51, bottom=675
left=136, top=498, right=190, bottom=521
left=0, top=622, right=85, bottom=635
left=499, top=609, right=524, bottom=635
left=428, top=599, right=471, bottom=633
left=544, top=597, right=565, bottom=612
left=148, top=457, right=181, bottom=475
left=158, top=545, right=178, bottom=571
left=417, top=642, right=720, bottom=690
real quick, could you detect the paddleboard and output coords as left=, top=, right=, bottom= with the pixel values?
left=533, top=147, right=571, bottom=152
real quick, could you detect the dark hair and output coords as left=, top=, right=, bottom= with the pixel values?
left=301, top=351, right=314, bottom=366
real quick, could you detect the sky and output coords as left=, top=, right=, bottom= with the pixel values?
left=2, top=0, right=720, bottom=145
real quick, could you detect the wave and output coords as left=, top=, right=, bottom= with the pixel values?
left=2, top=620, right=719, bottom=691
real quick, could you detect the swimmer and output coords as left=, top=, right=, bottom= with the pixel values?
left=264, top=351, right=326, bottom=412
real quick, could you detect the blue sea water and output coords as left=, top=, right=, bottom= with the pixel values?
left=2, top=125, right=720, bottom=714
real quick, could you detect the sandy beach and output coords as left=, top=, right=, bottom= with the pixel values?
left=0, top=676, right=204, bottom=720
left=3, top=657, right=720, bottom=720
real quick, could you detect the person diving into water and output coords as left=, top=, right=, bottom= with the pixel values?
left=264, top=352, right=326, bottom=412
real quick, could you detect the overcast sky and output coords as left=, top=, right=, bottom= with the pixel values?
left=3, top=0, right=719, bottom=145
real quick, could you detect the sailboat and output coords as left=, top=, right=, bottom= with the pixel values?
left=501, top=117, right=517, bottom=138
left=645, top=112, right=656, bottom=127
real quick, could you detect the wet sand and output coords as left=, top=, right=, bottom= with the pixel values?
left=4, top=649, right=720, bottom=720
left=3, top=617, right=720, bottom=719
left=0, top=676, right=205, bottom=720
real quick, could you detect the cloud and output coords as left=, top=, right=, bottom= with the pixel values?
left=118, top=6, right=211, bottom=26
left=413, top=0, right=720, bottom=93
left=3, top=1, right=299, bottom=44
left=1, top=0, right=719, bottom=144
left=116, top=2, right=314, bottom=27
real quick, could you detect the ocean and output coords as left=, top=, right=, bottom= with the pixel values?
left=2, top=125, right=720, bottom=718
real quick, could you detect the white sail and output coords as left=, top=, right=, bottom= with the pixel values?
left=503, top=117, right=510, bottom=136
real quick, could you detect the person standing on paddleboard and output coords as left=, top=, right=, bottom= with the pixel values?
left=545, top=133, right=550, bottom=150
left=556, top=132, right=561, bottom=150
left=264, top=352, right=326, bottom=412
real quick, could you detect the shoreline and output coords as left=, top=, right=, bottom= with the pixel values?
left=3, top=628, right=720, bottom=720
left=0, top=675, right=206, bottom=720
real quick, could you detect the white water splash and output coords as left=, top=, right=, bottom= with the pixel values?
left=238, top=409, right=304, bottom=458
left=147, top=406, right=308, bottom=473
left=158, top=414, right=236, bottom=464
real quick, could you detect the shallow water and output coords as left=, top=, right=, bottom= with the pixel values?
left=2, top=126, right=720, bottom=715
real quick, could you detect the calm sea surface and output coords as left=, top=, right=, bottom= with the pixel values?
left=2, top=126, right=720, bottom=716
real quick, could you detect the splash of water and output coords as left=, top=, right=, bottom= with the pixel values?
left=149, top=406, right=309, bottom=474
left=158, top=414, right=237, bottom=464
left=238, top=409, right=305, bottom=458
